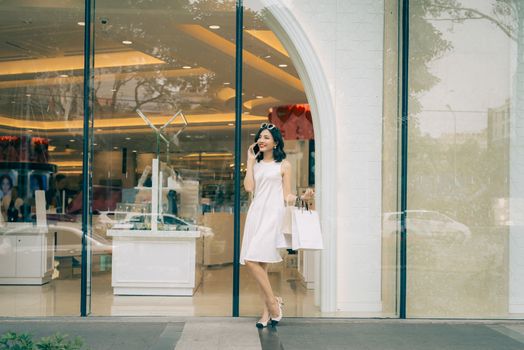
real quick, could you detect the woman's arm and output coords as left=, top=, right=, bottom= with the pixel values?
left=281, top=160, right=296, bottom=204
left=243, top=143, right=257, bottom=192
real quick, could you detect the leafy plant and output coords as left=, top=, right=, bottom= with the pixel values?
left=0, top=332, right=34, bottom=350
left=0, top=332, right=85, bottom=350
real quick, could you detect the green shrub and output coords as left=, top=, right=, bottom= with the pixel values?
left=0, top=332, right=85, bottom=350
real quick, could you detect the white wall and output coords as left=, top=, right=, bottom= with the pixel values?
left=277, top=0, right=385, bottom=312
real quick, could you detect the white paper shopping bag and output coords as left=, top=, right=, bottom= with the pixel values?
left=291, top=208, right=324, bottom=250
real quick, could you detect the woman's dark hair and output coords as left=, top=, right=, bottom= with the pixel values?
left=0, top=174, right=13, bottom=189
left=254, top=125, right=286, bottom=162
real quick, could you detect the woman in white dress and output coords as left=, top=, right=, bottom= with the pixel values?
left=240, top=123, right=313, bottom=328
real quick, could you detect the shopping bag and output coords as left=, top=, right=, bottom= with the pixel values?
left=291, top=207, right=324, bottom=250
left=279, top=205, right=294, bottom=249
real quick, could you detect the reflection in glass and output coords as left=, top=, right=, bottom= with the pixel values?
left=90, top=0, right=237, bottom=316
left=0, top=1, right=85, bottom=316
left=407, top=0, right=522, bottom=318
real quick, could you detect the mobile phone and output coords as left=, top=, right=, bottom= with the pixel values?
left=253, top=144, right=260, bottom=155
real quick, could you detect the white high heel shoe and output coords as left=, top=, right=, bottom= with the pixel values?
left=270, top=297, right=284, bottom=326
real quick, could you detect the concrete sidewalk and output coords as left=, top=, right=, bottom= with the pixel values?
left=1, top=317, right=523, bottom=350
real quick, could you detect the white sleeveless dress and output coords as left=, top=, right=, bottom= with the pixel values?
left=240, top=160, right=286, bottom=264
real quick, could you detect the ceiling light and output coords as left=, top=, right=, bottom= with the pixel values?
left=228, top=123, right=234, bottom=126
left=97, top=129, right=103, bottom=132
left=132, top=150, right=137, bottom=153
left=122, top=40, right=133, bottom=45
left=255, top=95, right=263, bottom=99
left=209, top=25, right=220, bottom=30
left=125, top=137, right=131, bottom=140
left=250, top=133, right=256, bottom=136
left=264, top=55, right=271, bottom=59
left=69, top=139, right=75, bottom=142
left=77, top=21, right=85, bottom=26
left=93, top=143, right=97, bottom=146
left=223, top=82, right=231, bottom=85
left=113, top=146, right=118, bottom=150
left=278, top=64, right=288, bottom=68
left=182, top=65, right=192, bottom=69
left=25, top=94, right=31, bottom=97
left=59, top=74, right=69, bottom=78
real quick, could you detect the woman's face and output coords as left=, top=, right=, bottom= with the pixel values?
left=257, top=129, right=276, bottom=153
left=1, top=178, right=11, bottom=194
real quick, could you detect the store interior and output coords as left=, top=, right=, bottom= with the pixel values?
left=0, top=1, right=321, bottom=317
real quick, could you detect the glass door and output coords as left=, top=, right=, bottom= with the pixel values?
left=89, top=0, right=238, bottom=316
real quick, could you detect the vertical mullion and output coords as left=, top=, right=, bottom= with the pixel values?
left=81, top=0, right=95, bottom=317
left=232, top=0, right=244, bottom=317
left=399, top=0, right=409, bottom=319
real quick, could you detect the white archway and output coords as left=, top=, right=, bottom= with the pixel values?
left=259, top=0, right=338, bottom=312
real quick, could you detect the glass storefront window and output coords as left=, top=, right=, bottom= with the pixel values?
left=0, top=1, right=85, bottom=316
left=407, top=0, right=523, bottom=318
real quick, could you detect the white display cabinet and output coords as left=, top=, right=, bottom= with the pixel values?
left=108, top=229, right=201, bottom=296
left=108, top=159, right=202, bottom=296
left=0, top=223, right=54, bottom=285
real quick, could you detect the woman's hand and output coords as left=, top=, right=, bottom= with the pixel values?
left=247, top=143, right=259, bottom=162
left=300, top=188, right=315, bottom=201
left=285, top=193, right=297, bottom=205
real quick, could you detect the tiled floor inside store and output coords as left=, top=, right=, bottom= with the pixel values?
left=0, top=264, right=325, bottom=317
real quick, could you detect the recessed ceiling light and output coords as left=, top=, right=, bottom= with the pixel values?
left=69, top=139, right=75, bottom=142
left=59, top=74, right=69, bottom=78
left=250, top=133, right=256, bottom=136
left=182, top=65, right=192, bottom=69
left=223, top=82, right=231, bottom=85
left=256, top=95, right=263, bottom=99
left=228, top=123, right=234, bottom=126
left=93, top=143, right=98, bottom=146
left=77, top=21, right=85, bottom=26
left=125, top=137, right=131, bottom=140
left=122, top=40, right=133, bottom=45
left=278, top=64, right=288, bottom=68
left=113, top=146, right=118, bottom=150
left=26, top=94, right=31, bottom=97
left=209, top=25, right=220, bottom=30
left=132, top=150, right=137, bottom=153
left=264, top=55, right=271, bottom=59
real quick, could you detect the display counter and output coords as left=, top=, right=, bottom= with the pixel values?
left=107, top=229, right=202, bottom=296
left=0, top=223, right=54, bottom=285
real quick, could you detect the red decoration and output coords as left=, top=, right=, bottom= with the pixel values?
left=268, top=104, right=314, bottom=140
left=0, top=136, right=50, bottom=163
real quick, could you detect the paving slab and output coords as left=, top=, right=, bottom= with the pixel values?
left=174, top=318, right=261, bottom=350
left=0, top=320, right=184, bottom=350
left=266, top=322, right=524, bottom=350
